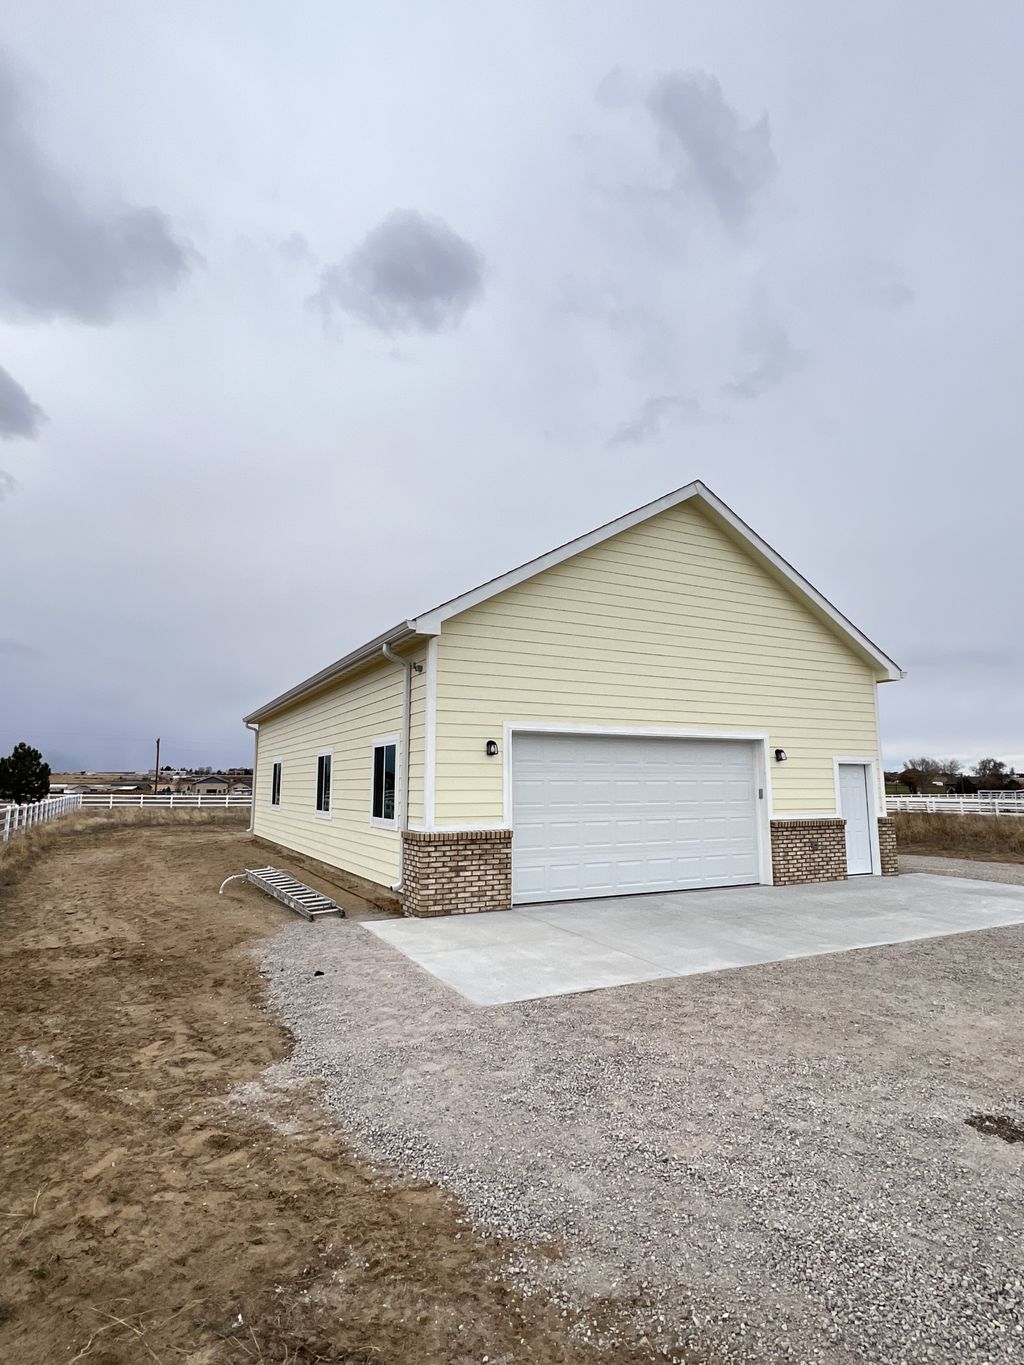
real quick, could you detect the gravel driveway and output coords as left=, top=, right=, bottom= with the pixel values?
left=900, top=853, right=1024, bottom=885
left=257, top=912, right=1024, bottom=1364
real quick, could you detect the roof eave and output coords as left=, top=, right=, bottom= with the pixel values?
left=244, top=478, right=903, bottom=726
left=243, top=622, right=423, bottom=725
left=691, top=485, right=904, bottom=682
left=411, top=479, right=902, bottom=682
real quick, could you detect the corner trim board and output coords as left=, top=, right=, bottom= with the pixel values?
left=422, top=636, right=437, bottom=828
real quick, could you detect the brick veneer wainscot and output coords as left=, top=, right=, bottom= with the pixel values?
left=770, top=818, right=848, bottom=885
left=401, top=829, right=513, bottom=917
left=877, top=817, right=898, bottom=876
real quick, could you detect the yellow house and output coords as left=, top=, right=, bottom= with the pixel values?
left=244, top=482, right=902, bottom=916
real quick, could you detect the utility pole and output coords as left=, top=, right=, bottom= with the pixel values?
left=153, top=737, right=161, bottom=793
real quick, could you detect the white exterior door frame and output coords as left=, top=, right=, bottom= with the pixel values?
left=833, top=756, right=882, bottom=876
left=503, top=721, right=775, bottom=888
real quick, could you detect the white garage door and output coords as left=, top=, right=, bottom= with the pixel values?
left=511, top=732, right=761, bottom=903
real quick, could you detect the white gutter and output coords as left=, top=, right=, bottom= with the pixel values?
left=381, top=643, right=424, bottom=891
left=244, top=622, right=419, bottom=725
left=245, top=721, right=259, bottom=833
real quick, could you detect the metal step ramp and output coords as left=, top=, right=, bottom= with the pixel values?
left=242, top=867, right=344, bottom=921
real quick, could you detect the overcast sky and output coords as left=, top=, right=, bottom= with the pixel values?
left=1, top=3, right=1021, bottom=774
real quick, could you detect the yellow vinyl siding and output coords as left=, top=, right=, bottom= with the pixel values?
left=253, top=649, right=425, bottom=887
left=407, top=653, right=427, bottom=826
left=433, top=500, right=880, bottom=823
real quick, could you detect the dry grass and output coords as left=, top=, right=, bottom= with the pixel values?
left=0, top=808, right=248, bottom=888
left=893, top=811, right=1024, bottom=863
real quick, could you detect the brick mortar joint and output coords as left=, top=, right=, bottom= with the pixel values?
left=402, top=829, right=512, bottom=845
left=770, top=818, right=846, bottom=828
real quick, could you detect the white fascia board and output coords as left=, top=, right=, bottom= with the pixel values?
left=694, top=486, right=904, bottom=682
left=410, top=479, right=903, bottom=682
left=244, top=478, right=902, bottom=728
left=410, top=481, right=704, bottom=634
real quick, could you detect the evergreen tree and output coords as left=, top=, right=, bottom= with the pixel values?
left=0, top=742, right=51, bottom=804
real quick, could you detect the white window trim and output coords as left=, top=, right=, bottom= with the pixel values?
left=315, top=748, right=333, bottom=820
left=502, top=721, right=776, bottom=888
left=370, top=734, right=400, bottom=830
left=270, top=757, right=283, bottom=808
left=833, top=756, right=882, bottom=876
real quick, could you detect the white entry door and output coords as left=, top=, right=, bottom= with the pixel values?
left=838, top=763, right=874, bottom=875
left=511, top=732, right=761, bottom=903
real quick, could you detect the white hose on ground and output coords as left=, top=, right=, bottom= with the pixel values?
left=218, top=872, right=249, bottom=895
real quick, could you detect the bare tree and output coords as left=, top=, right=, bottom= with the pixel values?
left=904, top=757, right=944, bottom=778
left=973, top=757, right=1008, bottom=787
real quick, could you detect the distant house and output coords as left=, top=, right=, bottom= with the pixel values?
left=947, top=775, right=978, bottom=795
left=190, top=775, right=229, bottom=795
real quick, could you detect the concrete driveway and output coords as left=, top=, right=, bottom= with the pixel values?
left=364, top=873, right=1024, bottom=1005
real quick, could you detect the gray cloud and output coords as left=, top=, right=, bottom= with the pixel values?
left=0, top=363, right=44, bottom=439
left=608, top=393, right=701, bottom=447
left=0, top=637, right=39, bottom=657
left=316, top=210, right=484, bottom=334
left=0, top=53, right=193, bottom=323
left=858, top=259, right=916, bottom=311
left=725, top=323, right=806, bottom=399
left=905, top=645, right=1022, bottom=673
left=278, top=231, right=317, bottom=266
left=0, top=5, right=1019, bottom=775
left=0, top=468, right=14, bottom=500
left=647, top=71, right=775, bottom=227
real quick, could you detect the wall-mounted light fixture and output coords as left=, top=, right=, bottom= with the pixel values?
left=774, top=748, right=788, bottom=763
left=485, top=739, right=499, bottom=757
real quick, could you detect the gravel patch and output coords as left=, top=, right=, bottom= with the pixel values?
left=900, top=854, right=1024, bottom=886
left=256, top=916, right=1024, bottom=1364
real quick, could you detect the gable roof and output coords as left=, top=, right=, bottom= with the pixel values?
left=244, top=480, right=903, bottom=723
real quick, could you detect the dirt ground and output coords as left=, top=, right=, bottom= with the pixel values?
left=0, top=821, right=673, bottom=1365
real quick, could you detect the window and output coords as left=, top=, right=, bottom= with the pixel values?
left=271, top=761, right=282, bottom=807
left=315, top=752, right=332, bottom=816
left=371, top=740, right=397, bottom=824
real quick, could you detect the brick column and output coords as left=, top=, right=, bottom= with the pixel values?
left=877, top=817, right=898, bottom=876
left=401, top=829, right=513, bottom=917
left=770, top=818, right=847, bottom=885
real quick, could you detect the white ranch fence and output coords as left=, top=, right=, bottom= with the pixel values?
left=1, top=792, right=83, bottom=843
left=77, top=792, right=252, bottom=809
left=887, top=792, right=1024, bottom=816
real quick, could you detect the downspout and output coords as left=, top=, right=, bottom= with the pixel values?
left=381, top=643, right=423, bottom=890
left=245, top=721, right=259, bottom=834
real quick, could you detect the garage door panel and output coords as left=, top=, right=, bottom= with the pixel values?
left=581, top=820, right=614, bottom=846
left=512, top=733, right=761, bottom=903
left=582, top=861, right=615, bottom=888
